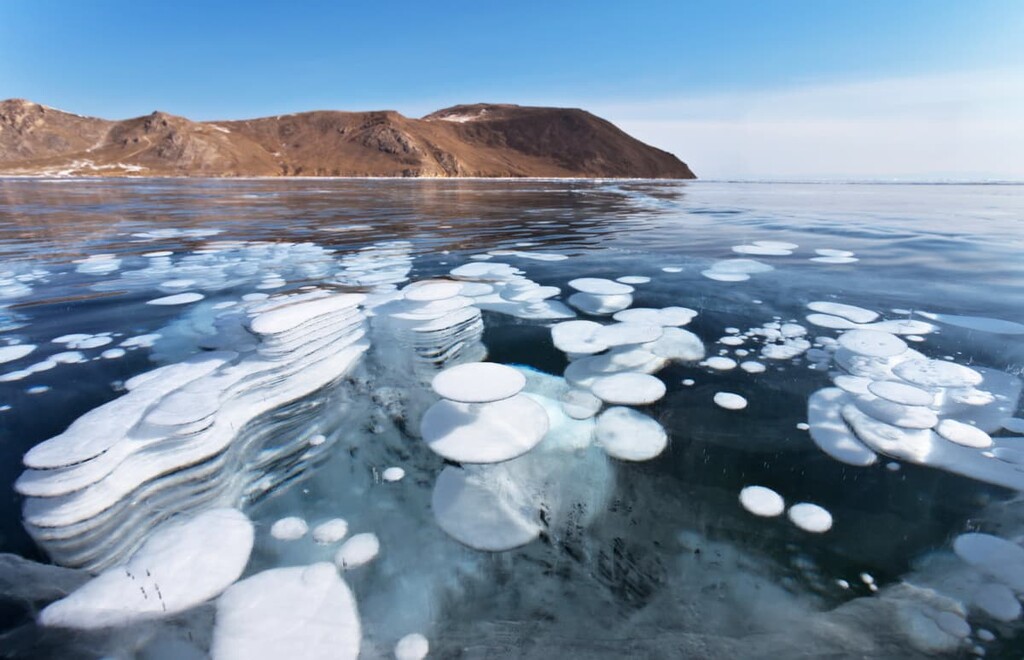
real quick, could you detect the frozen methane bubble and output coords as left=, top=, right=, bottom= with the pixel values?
left=703, top=356, right=737, bottom=371
left=806, top=301, right=879, bottom=324
left=420, top=395, right=549, bottom=463
left=787, top=503, right=833, bottom=533
left=935, top=419, right=992, bottom=448
left=431, top=465, right=542, bottom=551
left=0, top=344, right=35, bottom=364
left=919, top=311, right=1024, bottom=335
left=815, top=248, right=855, bottom=258
left=953, top=533, right=1024, bottom=591
left=271, top=516, right=308, bottom=541
left=212, top=563, right=360, bottom=660
left=567, top=278, right=633, bottom=296
left=837, top=330, right=908, bottom=358
left=551, top=320, right=608, bottom=355
left=40, top=509, right=254, bottom=629
left=644, top=327, right=705, bottom=361
left=613, top=307, right=698, bottom=327
left=403, top=281, right=463, bottom=302
left=1003, top=418, right=1024, bottom=434
left=567, top=292, right=633, bottom=315
left=335, top=533, right=380, bottom=570
left=893, top=359, right=984, bottom=388
left=616, top=275, right=650, bottom=285
left=17, top=291, right=369, bottom=570
left=739, top=486, right=785, bottom=517
left=382, top=467, right=406, bottom=482
left=701, top=258, right=774, bottom=282
left=312, top=519, right=349, bottom=545
left=146, top=292, right=205, bottom=306
left=811, top=256, right=859, bottom=264
left=732, top=243, right=795, bottom=256
left=560, top=388, right=603, bottom=420
left=714, top=392, right=748, bottom=410
left=972, top=583, right=1022, bottom=622
left=740, top=361, right=766, bottom=374
left=431, top=362, right=526, bottom=403
left=595, top=406, right=667, bottom=461
left=594, top=322, right=663, bottom=347
left=591, top=373, right=666, bottom=405
left=395, top=633, right=430, bottom=660
left=853, top=396, right=939, bottom=429
left=867, top=380, right=934, bottom=406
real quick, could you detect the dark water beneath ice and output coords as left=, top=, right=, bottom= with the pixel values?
left=1, top=178, right=1023, bottom=658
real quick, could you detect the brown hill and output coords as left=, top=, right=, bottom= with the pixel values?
left=0, top=100, right=695, bottom=179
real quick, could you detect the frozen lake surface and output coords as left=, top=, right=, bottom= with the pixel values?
left=1, top=178, right=1023, bottom=658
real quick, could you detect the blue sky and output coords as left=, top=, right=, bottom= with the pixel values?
left=2, top=1, right=1022, bottom=179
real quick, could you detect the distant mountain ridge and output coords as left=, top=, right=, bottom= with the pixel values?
left=0, top=100, right=695, bottom=179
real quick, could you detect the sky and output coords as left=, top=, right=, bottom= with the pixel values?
left=1, top=0, right=1022, bottom=180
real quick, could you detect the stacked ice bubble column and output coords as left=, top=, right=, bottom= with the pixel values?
left=335, top=240, right=413, bottom=290
left=566, top=277, right=634, bottom=315
left=16, top=291, right=370, bottom=570
left=371, top=281, right=486, bottom=381
left=449, top=262, right=575, bottom=320
left=806, top=327, right=1024, bottom=489
left=418, top=363, right=553, bottom=551
left=547, top=289, right=705, bottom=462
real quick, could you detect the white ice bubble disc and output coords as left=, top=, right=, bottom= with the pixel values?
left=616, top=276, right=651, bottom=285
left=560, top=388, right=603, bottom=420
left=853, top=396, right=938, bottom=429
left=613, top=307, right=698, bottom=327
left=312, top=519, right=349, bottom=545
left=806, top=301, right=879, bottom=324
left=714, top=392, right=748, bottom=410
left=893, top=359, right=984, bottom=388
left=703, top=356, right=737, bottom=371
left=551, top=320, right=608, bottom=355
left=644, top=327, right=705, bottom=362
left=395, top=633, right=430, bottom=660
left=594, top=322, right=663, bottom=347
left=420, top=395, right=549, bottom=463
left=40, top=508, right=254, bottom=629
left=972, top=583, right=1022, bottom=622
left=953, top=533, right=1024, bottom=591
left=431, top=465, right=541, bottom=552
left=936, top=419, right=992, bottom=448
left=867, top=380, right=934, bottom=406
left=431, top=362, right=526, bottom=403
left=0, top=344, right=36, bottom=364
left=335, top=533, right=380, bottom=569
left=146, top=292, right=205, bottom=306
left=837, top=330, right=908, bottom=358
left=787, top=503, right=833, bottom=533
left=815, top=249, right=855, bottom=258
left=567, top=278, right=634, bottom=295
left=740, top=361, right=766, bottom=374
left=739, top=486, right=785, bottom=517
left=403, top=281, right=463, bottom=302
left=595, top=406, right=667, bottom=461
left=591, top=373, right=666, bottom=405
left=382, top=467, right=405, bottom=482
left=270, top=516, right=308, bottom=541
left=212, top=563, right=361, bottom=660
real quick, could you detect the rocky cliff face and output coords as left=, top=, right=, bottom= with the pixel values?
left=0, top=100, right=695, bottom=179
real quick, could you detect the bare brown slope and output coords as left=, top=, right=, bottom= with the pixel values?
left=0, top=100, right=110, bottom=163
left=0, top=101, right=695, bottom=178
